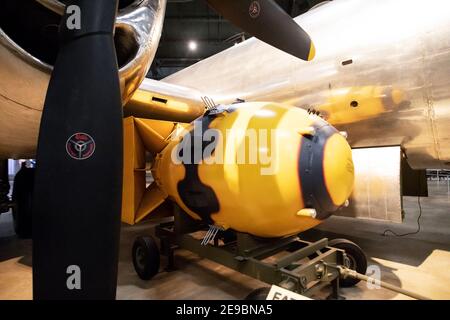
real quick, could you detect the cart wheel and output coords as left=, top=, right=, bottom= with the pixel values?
left=132, top=236, right=160, bottom=280
left=245, top=287, right=271, bottom=300
left=329, top=238, right=367, bottom=287
left=220, top=230, right=237, bottom=244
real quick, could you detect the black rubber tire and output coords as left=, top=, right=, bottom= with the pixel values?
left=11, top=166, right=35, bottom=239
left=329, top=238, right=367, bottom=287
left=132, top=236, right=160, bottom=280
left=245, top=287, right=271, bottom=300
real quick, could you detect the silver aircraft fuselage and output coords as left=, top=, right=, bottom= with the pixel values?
left=0, top=0, right=449, bottom=170
left=163, top=0, right=450, bottom=169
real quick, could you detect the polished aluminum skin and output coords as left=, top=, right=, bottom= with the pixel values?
left=336, top=146, right=403, bottom=223
left=0, top=0, right=166, bottom=158
left=164, top=0, right=450, bottom=169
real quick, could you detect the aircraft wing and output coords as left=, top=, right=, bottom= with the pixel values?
left=124, top=78, right=206, bottom=123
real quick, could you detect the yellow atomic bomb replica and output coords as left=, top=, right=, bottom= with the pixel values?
left=122, top=102, right=354, bottom=238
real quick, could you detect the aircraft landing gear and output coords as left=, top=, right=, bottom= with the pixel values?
left=11, top=162, right=35, bottom=238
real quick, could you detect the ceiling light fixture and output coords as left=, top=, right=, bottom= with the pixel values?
left=188, top=40, right=197, bottom=51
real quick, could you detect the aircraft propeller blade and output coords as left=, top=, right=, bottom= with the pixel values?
left=32, top=0, right=123, bottom=299
left=205, top=0, right=315, bottom=61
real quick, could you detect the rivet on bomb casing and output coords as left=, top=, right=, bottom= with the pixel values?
left=340, top=131, right=348, bottom=139
left=297, top=208, right=317, bottom=218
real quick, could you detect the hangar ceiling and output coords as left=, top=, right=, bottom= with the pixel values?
left=148, top=0, right=328, bottom=79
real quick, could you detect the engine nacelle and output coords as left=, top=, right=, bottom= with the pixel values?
left=0, top=0, right=166, bottom=158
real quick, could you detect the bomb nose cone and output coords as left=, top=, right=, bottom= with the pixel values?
left=322, top=133, right=354, bottom=207
left=299, top=123, right=354, bottom=220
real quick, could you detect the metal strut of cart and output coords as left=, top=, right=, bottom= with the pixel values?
left=132, top=205, right=431, bottom=300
